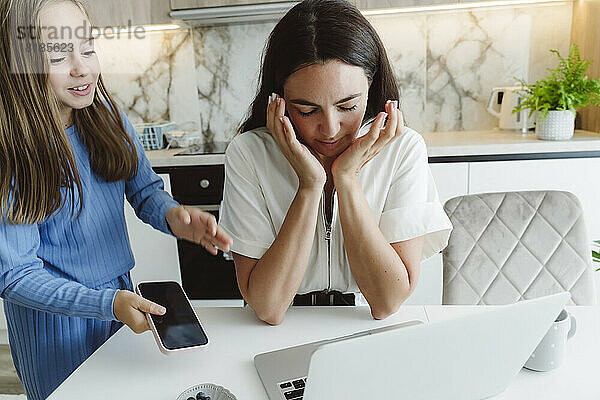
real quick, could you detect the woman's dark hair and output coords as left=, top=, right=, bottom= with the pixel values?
left=239, top=0, right=399, bottom=133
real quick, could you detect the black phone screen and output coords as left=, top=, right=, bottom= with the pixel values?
left=137, top=281, right=209, bottom=350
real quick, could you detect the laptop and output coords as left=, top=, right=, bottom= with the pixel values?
left=254, top=292, right=570, bottom=400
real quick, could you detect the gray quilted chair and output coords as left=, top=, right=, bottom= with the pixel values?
left=442, top=191, right=596, bottom=305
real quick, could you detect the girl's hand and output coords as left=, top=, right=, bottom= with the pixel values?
left=113, top=290, right=166, bottom=334
left=332, top=100, right=404, bottom=184
left=166, top=205, right=233, bottom=255
left=266, top=93, right=326, bottom=190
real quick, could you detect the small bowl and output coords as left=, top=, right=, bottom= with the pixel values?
left=176, top=383, right=237, bottom=400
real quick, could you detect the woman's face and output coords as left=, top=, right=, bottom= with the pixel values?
left=39, top=1, right=100, bottom=122
left=283, top=60, right=369, bottom=161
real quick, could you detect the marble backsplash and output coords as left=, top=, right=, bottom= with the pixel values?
left=96, top=3, right=572, bottom=142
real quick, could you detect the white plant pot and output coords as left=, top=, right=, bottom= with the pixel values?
left=535, top=110, right=575, bottom=140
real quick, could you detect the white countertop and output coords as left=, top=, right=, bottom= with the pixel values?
left=47, top=305, right=600, bottom=399
left=147, top=149, right=225, bottom=167
left=421, top=129, right=600, bottom=158
left=146, top=130, right=600, bottom=168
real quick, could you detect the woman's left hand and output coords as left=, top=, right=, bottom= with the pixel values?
left=166, top=205, right=233, bottom=255
left=332, top=100, right=404, bottom=183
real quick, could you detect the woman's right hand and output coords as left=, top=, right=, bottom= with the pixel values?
left=113, top=290, right=166, bottom=334
left=266, top=93, right=326, bottom=190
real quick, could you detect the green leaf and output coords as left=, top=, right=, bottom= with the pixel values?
left=513, top=44, right=600, bottom=115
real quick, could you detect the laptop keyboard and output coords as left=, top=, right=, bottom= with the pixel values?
left=278, top=377, right=307, bottom=399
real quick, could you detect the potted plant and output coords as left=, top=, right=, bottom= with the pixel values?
left=593, top=240, right=600, bottom=272
left=514, top=44, right=600, bottom=140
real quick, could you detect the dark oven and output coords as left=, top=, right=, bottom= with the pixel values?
left=157, top=164, right=242, bottom=301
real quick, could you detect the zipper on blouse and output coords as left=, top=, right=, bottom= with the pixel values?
left=322, top=188, right=336, bottom=293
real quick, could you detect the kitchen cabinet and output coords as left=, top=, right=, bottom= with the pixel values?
left=171, top=0, right=286, bottom=9
left=404, top=162, right=469, bottom=305
left=125, top=174, right=181, bottom=285
left=429, top=162, right=469, bottom=203
left=410, top=157, right=600, bottom=305
left=171, top=0, right=540, bottom=10
left=468, top=157, right=600, bottom=304
left=468, top=158, right=600, bottom=240
left=169, top=0, right=556, bottom=25
left=425, top=156, right=600, bottom=241
left=354, top=0, right=463, bottom=8
left=79, top=0, right=171, bottom=27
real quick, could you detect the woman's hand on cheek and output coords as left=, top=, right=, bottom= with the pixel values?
left=266, top=93, right=326, bottom=191
left=166, top=205, right=233, bottom=255
left=332, top=101, right=403, bottom=185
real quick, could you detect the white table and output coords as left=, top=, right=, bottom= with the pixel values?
left=48, top=305, right=600, bottom=399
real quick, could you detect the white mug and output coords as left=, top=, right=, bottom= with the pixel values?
left=524, top=309, right=576, bottom=371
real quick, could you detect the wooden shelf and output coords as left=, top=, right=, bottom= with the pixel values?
left=571, top=0, right=600, bottom=133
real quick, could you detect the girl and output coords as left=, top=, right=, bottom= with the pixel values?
left=0, top=1, right=232, bottom=398
left=219, top=0, right=452, bottom=325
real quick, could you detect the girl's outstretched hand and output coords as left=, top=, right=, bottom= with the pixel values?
left=113, top=290, right=166, bottom=334
left=332, top=100, right=404, bottom=184
left=166, top=205, right=233, bottom=255
left=266, top=93, right=327, bottom=190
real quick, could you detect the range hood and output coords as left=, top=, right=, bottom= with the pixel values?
left=170, top=2, right=300, bottom=25
left=170, top=0, right=569, bottom=26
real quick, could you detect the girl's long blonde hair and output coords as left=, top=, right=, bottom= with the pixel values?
left=0, top=0, right=138, bottom=224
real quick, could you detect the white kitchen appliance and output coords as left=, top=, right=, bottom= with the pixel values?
left=487, top=86, right=534, bottom=132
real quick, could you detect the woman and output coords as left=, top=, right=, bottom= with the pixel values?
left=0, top=1, right=231, bottom=398
left=219, top=0, right=452, bottom=325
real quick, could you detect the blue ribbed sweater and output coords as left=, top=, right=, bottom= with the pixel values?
left=0, top=114, right=179, bottom=399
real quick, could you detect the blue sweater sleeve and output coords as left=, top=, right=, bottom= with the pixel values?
left=123, top=116, right=180, bottom=235
left=0, top=221, right=117, bottom=321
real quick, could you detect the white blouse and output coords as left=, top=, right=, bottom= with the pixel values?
left=219, top=122, right=452, bottom=301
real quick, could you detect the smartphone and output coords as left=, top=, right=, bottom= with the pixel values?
left=135, top=280, right=209, bottom=354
